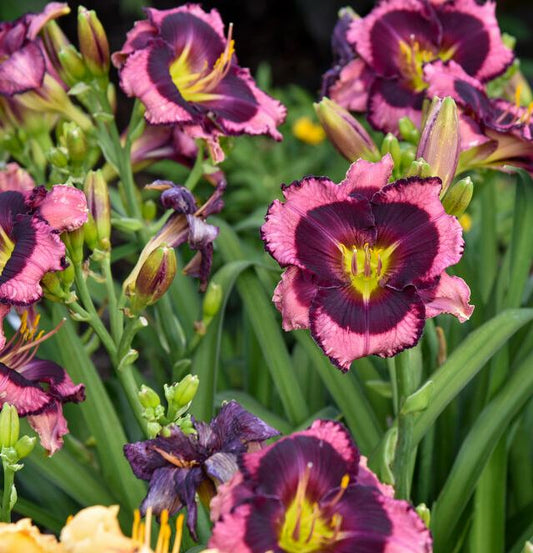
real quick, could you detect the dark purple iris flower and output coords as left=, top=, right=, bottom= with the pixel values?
left=0, top=163, right=88, bottom=319
left=323, top=0, right=513, bottom=135
left=124, top=179, right=225, bottom=295
left=424, top=61, right=533, bottom=173
left=113, top=4, right=287, bottom=162
left=208, top=419, right=432, bottom=553
left=0, top=309, right=85, bottom=455
left=0, top=2, right=69, bottom=97
left=123, top=400, right=279, bottom=539
left=261, top=155, right=473, bottom=370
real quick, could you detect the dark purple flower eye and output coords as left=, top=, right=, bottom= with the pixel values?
left=209, top=420, right=433, bottom=553
left=262, top=155, right=473, bottom=370
left=113, top=4, right=286, bottom=162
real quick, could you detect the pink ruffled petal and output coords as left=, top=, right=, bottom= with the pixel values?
left=0, top=42, right=45, bottom=96
left=418, top=272, right=474, bottom=322
left=340, top=154, right=394, bottom=199
left=357, top=456, right=395, bottom=498
left=272, top=266, right=316, bottom=331
left=0, top=163, right=35, bottom=193
left=26, top=2, right=70, bottom=40
left=371, top=177, right=464, bottom=288
left=0, top=216, right=65, bottom=304
left=111, top=19, right=157, bottom=68
left=36, top=185, right=88, bottom=232
left=27, top=401, right=69, bottom=455
left=328, top=58, right=373, bottom=112
left=434, top=0, right=513, bottom=82
left=310, top=285, right=426, bottom=370
left=0, top=363, right=50, bottom=416
left=209, top=502, right=253, bottom=553
left=0, top=304, right=9, bottom=350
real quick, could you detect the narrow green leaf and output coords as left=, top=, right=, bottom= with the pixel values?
left=431, top=350, right=533, bottom=549
left=412, top=309, right=533, bottom=446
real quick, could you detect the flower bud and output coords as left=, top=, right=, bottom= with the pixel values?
left=130, top=246, right=177, bottom=311
left=63, top=227, right=85, bottom=265
left=0, top=404, right=19, bottom=448
left=381, top=133, right=401, bottom=167
left=314, top=97, right=379, bottom=161
left=58, top=45, right=87, bottom=84
left=77, top=6, right=110, bottom=77
left=203, top=282, right=222, bottom=319
left=42, top=268, right=74, bottom=303
left=14, top=436, right=36, bottom=459
left=64, top=123, right=88, bottom=163
left=522, top=542, right=533, bottom=553
left=165, top=375, right=199, bottom=411
left=41, top=20, right=72, bottom=82
left=398, top=117, right=420, bottom=144
left=83, top=170, right=111, bottom=250
left=441, top=176, right=473, bottom=218
left=415, top=504, right=431, bottom=528
left=142, top=199, right=157, bottom=221
left=83, top=213, right=99, bottom=251
left=417, top=96, right=459, bottom=196
left=147, top=422, right=162, bottom=439
left=405, top=158, right=432, bottom=178
left=138, top=385, right=161, bottom=410
left=47, top=146, right=69, bottom=168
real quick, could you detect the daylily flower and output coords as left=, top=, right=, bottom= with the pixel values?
left=208, top=419, right=433, bottom=553
left=0, top=310, right=85, bottom=455
left=113, top=4, right=286, bottom=162
left=123, top=179, right=225, bottom=296
left=0, top=163, right=88, bottom=310
left=0, top=2, right=69, bottom=97
left=424, top=61, right=533, bottom=173
left=0, top=517, right=63, bottom=553
left=323, top=0, right=514, bottom=134
left=124, top=400, right=279, bottom=539
left=261, top=155, right=473, bottom=370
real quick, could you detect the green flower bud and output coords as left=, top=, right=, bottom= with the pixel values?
left=398, top=117, right=420, bottom=144
left=442, top=176, right=473, bottom=218
left=14, top=436, right=36, bottom=459
left=142, top=200, right=157, bottom=222
left=41, top=268, right=74, bottom=303
left=314, top=97, right=379, bottom=162
left=165, top=374, right=200, bottom=414
left=47, top=147, right=69, bottom=168
left=83, top=170, right=111, bottom=250
left=83, top=213, right=99, bottom=251
left=147, top=422, right=162, bottom=439
left=130, top=246, right=177, bottom=311
left=77, top=6, right=110, bottom=77
left=203, top=282, right=223, bottom=319
left=381, top=133, right=402, bottom=167
left=64, top=123, right=88, bottom=163
left=0, top=404, right=19, bottom=448
left=58, top=45, right=87, bottom=83
left=405, top=158, right=432, bottom=178
left=63, top=227, right=85, bottom=265
left=138, top=385, right=161, bottom=410
left=415, top=503, right=431, bottom=528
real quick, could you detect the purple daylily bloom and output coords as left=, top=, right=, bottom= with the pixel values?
left=0, top=3, right=69, bottom=97
left=323, top=0, right=513, bottom=135
left=425, top=61, right=533, bottom=173
left=0, top=310, right=85, bottom=455
left=0, top=164, right=88, bottom=310
left=123, top=400, right=279, bottom=540
left=261, top=155, right=473, bottom=370
left=113, top=5, right=287, bottom=162
left=209, top=419, right=432, bottom=553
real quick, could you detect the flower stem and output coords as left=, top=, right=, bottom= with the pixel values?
left=183, top=141, right=205, bottom=192
left=101, top=253, right=123, bottom=343
left=1, top=462, right=15, bottom=523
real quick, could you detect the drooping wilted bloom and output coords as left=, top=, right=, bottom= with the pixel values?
left=425, top=61, right=533, bottom=173
left=262, top=155, right=473, bottom=370
left=113, top=4, right=286, bottom=162
left=323, top=0, right=513, bottom=135
left=0, top=310, right=85, bottom=455
left=0, top=164, right=88, bottom=308
left=0, top=2, right=69, bottom=97
left=209, top=419, right=432, bottom=553
left=124, top=400, right=279, bottom=539
left=124, top=179, right=225, bottom=296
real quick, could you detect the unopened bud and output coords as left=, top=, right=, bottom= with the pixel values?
left=138, top=385, right=161, bottom=409
left=63, top=227, right=85, bottom=264
left=381, top=133, right=401, bottom=167
left=47, top=147, right=69, bottom=168
left=0, top=404, right=19, bottom=448
left=405, top=158, right=431, bottom=178
left=58, top=45, right=87, bottom=83
left=417, top=96, right=459, bottom=196
left=146, top=422, right=162, bottom=439
left=77, top=6, right=110, bottom=77
left=64, top=123, right=88, bottom=163
left=415, top=504, right=431, bottom=528
left=441, top=176, right=473, bottom=217
left=165, top=375, right=200, bottom=411
left=314, top=97, right=379, bottom=161
left=83, top=214, right=98, bottom=251
left=14, top=436, right=36, bottom=459
left=83, top=170, right=111, bottom=249
left=131, top=246, right=177, bottom=311
left=398, top=117, right=420, bottom=144
left=107, top=83, right=117, bottom=114
left=203, top=282, right=222, bottom=319
left=142, top=199, right=157, bottom=222
left=42, top=268, right=74, bottom=302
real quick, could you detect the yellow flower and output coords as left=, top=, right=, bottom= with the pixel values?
left=0, top=518, right=63, bottom=553
left=291, top=116, right=326, bottom=145
left=60, top=505, right=183, bottom=553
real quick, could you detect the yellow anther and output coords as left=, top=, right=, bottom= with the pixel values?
left=340, top=474, right=350, bottom=489
left=515, top=83, right=523, bottom=108
left=132, top=509, right=141, bottom=541
left=171, top=514, right=185, bottom=553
